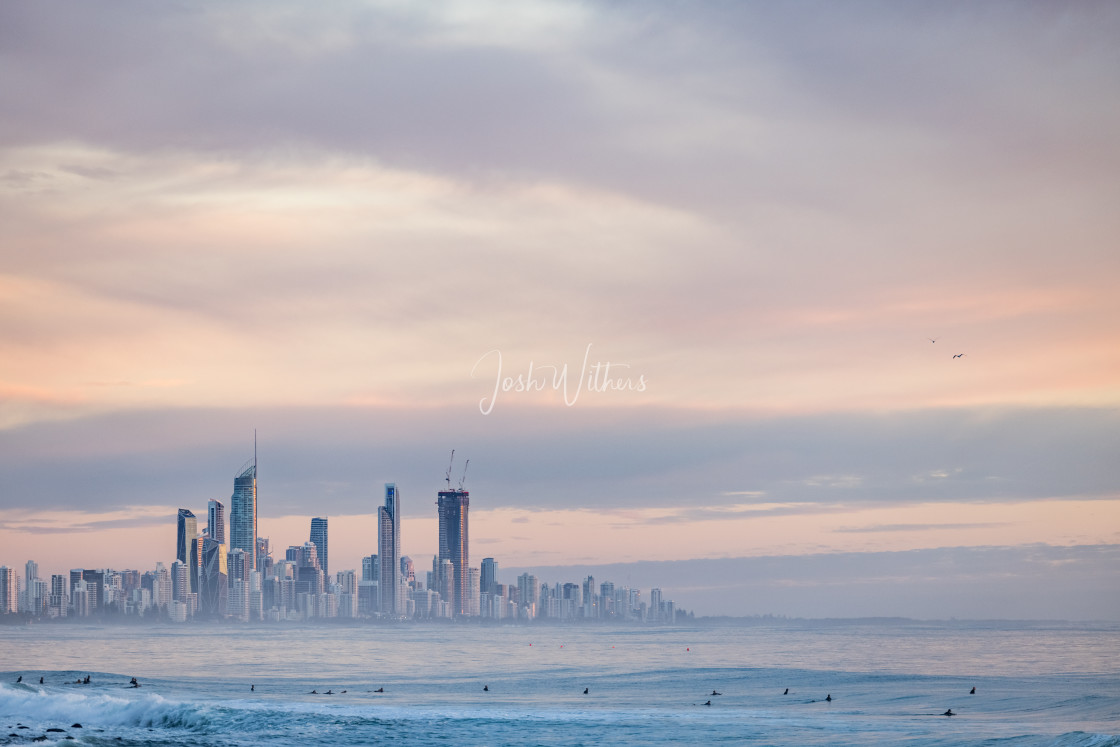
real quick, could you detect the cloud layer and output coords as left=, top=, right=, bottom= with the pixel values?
left=1, top=1, right=1118, bottom=616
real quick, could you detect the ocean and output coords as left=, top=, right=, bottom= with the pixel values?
left=1, top=621, right=1118, bottom=746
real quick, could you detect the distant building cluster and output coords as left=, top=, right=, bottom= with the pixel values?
left=1, top=451, right=684, bottom=625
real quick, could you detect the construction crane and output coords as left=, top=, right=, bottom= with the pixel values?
left=458, top=459, right=470, bottom=491
left=445, top=449, right=455, bottom=491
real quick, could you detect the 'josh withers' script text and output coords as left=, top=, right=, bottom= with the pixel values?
left=471, top=344, right=647, bottom=415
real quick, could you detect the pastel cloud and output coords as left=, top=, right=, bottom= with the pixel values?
left=1, top=1, right=1118, bottom=616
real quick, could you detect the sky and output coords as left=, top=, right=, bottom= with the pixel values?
left=1, top=1, right=1118, bottom=619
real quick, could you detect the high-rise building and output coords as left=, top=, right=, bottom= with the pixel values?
left=171, top=560, right=189, bottom=602
left=583, top=575, right=596, bottom=619
left=600, top=581, right=615, bottom=617
left=310, top=517, right=329, bottom=577
left=199, top=537, right=228, bottom=617
left=71, top=578, right=90, bottom=617
left=649, top=587, right=663, bottom=623
left=189, top=536, right=203, bottom=595
left=297, top=542, right=323, bottom=596
left=336, top=569, right=357, bottom=595
left=378, top=483, right=403, bottom=617
left=22, top=560, right=38, bottom=614
left=228, top=549, right=250, bottom=622
left=176, top=509, right=197, bottom=565
left=248, top=569, right=263, bottom=621
left=49, top=574, right=69, bottom=618
left=481, top=558, right=498, bottom=596
left=438, top=559, right=454, bottom=609
left=79, top=570, right=104, bottom=614
left=518, top=573, right=539, bottom=618
left=361, top=554, right=379, bottom=582
left=0, top=567, right=16, bottom=614
left=467, top=567, right=480, bottom=617
left=154, top=562, right=171, bottom=610
left=228, top=548, right=250, bottom=583
left=229, top=455, right=257, bottom=571
left=69, top=569, right=83, bottom=611
left=400, top=556, right=414, bottom=588
left=256, top=537, right=272, bottom=579
left=208, top=499, right=225, bottom=545
left=437, top=488, right=469, bottom=615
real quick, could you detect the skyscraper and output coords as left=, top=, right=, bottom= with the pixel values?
left=297, top=541, right=323, bottom=596
left=66, top=569, right=103, bottom=614
left=310, top=517, right=329, bottom=577
left=437, top=487, right=469, bottom=616
left=0, top=567, right=16, bottom=614
left=378, top=483, right=403, bottom=617
left=208, top=499, right=225, bottom=545
left=228, top=548, right=250, bottom=622
left=171, top=560, right=188, bottom=602
left=22, top=560, right=38, bottom=614
left=229, top=454, right=257, bottom=571
left=154, top=562, right=171, bottom=610
left=199, top=537, right=228, bottom=617
left=176, top=509, right=197, bottom=565
left=49, top=574, right=68, bottom=618
left=189, top=536, right=203, bottom=595
left=361, top=554, right=379, bottom=582
left=480, top=557, right=498, bottom=596
left=517, top=572, right=538, bottom=618
left=228, top=548, right=250, bottom=584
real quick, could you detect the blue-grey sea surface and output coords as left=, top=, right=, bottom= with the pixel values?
left=1, top=621, right=1118, bottom=746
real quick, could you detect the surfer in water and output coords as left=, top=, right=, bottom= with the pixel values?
left=783, top=689, right=789, bottom=695
left=251, top=685, right=255, bottom=692
left=826, top=694, right=832, bottom=702
left=583, top=688, right=589, bottom=694
left=374, top=687, right=384, bottom=693
left=483, top=685, right=489, bottom=692
left=130, top=678, right=140, bottom=688
left=15, top=676, right=21, bottom=683
left=970, top=687, right=976, bottom=694
left=943, top=709, right=955, bottom=716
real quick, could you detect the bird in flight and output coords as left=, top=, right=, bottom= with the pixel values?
left=928, top=338, right=938, bottom=343
left=953, top=353, right=966, bottom=359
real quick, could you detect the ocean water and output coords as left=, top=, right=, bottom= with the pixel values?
left=1, top=621, right=1118, bottom=746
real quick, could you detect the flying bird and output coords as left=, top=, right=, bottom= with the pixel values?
left=928, top=338, right=938, bottom=343
left=953, top=353, right=966, bottom=359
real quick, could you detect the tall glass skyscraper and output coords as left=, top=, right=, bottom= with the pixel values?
left=199, top=537, right=228, bottom=617
left=437, top=488, right=469, bottom=616
left=378, top=483, right=402, bottom=617
left=208, top=499, right=225, bottom=545
left=176, top=509, right=197, bottom=565
left=310, top=517, right=329, bottom=576
left=229, top=459, right=257, bottom=571
left=481, top=557, right=498, bottom=596
left=189, top=536, right=203, bottom=595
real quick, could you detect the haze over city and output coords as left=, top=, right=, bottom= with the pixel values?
left=1, top=1, right=1118, bottom=620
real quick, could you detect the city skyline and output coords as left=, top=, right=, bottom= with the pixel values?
left=0, top=452, right=687, bottom=623
left=1, top=2, right=1118, bottom=620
